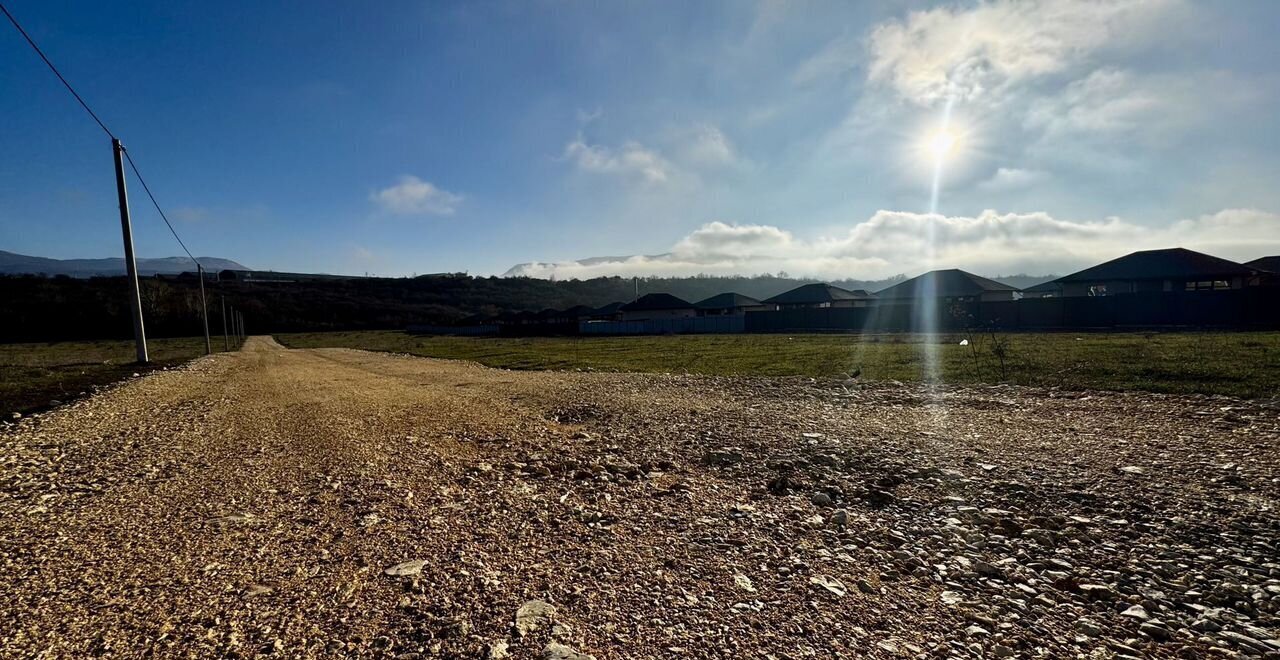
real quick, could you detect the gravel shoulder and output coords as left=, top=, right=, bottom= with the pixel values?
left=1, top=337, right=1277, bottom=658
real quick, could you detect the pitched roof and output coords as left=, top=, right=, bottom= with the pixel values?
left=876, top=269, right=1018, bottom=299
left=620, top=293, right=694, bottom=311
left=1054, top=248, right=1256, bottom=283
left=764, top=283, right=875, bottom=305
left=1245, top=256, right=1280, bottom=273
left=591, top=302, right=626, bottom=315
left=695, top=292, right=765, bottom=310
left=561, top=304, right=597, bottom=318
left=1022, top=280, right=1062, bottom=293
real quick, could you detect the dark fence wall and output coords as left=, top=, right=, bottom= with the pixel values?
left=745, top=288, right=1280, bottom=333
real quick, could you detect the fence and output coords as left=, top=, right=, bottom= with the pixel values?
left=578, top=316, right=745, bottom=335
left=411, top=288, right=1280, bottom=338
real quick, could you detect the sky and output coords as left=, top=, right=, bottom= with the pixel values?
left=1, top=0, right=1278, bottom=279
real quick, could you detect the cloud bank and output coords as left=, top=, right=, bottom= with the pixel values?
left=506, top=208, right=1280, bottom=280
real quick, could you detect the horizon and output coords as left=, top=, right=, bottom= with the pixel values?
left=2, top=1, right=1279, bottom=280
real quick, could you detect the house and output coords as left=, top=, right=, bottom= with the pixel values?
left=1034, top=247, right=1262, bottom=297
left=1021, top=280, right=1063, bottom=299
left=560, top=304, right=597, bottom=321
left=764, top=283, right=876, bottom=309
left=586, top=302, right=626, bottom=322
left=1245, top=256, right=1280, bottom=273
left=875, top=269, right=1020, bottom=303
left=694, top=292, right=774, bottom=316
left=618, top=293, right=697, bottom=321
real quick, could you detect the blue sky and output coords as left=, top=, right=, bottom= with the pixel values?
left=1, top=0, right=1278, bottom=279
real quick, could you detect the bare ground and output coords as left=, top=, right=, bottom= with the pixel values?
left=0, top=337, right=1277, bottom=659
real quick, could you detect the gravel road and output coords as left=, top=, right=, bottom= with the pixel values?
left=1, top=337, right=1277, bottom=659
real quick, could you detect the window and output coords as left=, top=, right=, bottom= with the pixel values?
left=1185, top=280, right=1231, bottom=291
left=1088, top=283, right=1108, bottom=296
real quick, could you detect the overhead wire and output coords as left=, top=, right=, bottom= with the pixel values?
left=0, top=0, right=203, bottom=269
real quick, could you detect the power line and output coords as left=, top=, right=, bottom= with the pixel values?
left=123, top=149, right=198, bottom=265
left=0, top=1, right=114, bottom=139
left=1, top=0, right=201, bottom=269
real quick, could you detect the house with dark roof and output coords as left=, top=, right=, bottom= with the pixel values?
left=875, top=269, right=1020, bottom=303
left=764, top=283, right=876, bottom=309
left=587, top=302, right=626, bottom=321
left=694, top=292, right=774, bottom=316
left=618, top=293, right=697, bottom=321
left=1029, top=247, right=1262, bottom=297
left=1245, top=256, right=1280, bottom=273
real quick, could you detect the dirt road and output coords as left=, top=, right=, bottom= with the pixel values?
left=1, top=337, right=1277, bottom=658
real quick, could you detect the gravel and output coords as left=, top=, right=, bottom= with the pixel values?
left=0, top=336, right=1277, bottom=658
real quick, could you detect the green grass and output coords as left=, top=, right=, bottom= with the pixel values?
left=0, top=337, right=234, bottom=416
left=277, top=330, right=1280, bottom=399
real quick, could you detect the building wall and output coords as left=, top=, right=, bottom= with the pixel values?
left=619, top=308, right=697, bottom=322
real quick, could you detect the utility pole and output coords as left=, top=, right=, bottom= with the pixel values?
left=112, top=138, right=149, bottom=364
left=221, top=296, right=229, bottom=351
left=198, top=264, right=211, bottom=355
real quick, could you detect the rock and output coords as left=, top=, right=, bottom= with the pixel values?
left=702, top=450, right=743, bottom=467
left=1139, top=621, right=1172, bottom=641
left=811, top=492, right=833, bottom=507
left=1121, top=604, right=1149, bottom=620
left=940, top=591, right=963, bottom=605
left=515, top=600, right=558, bottom=637
left=734, top=574, right=756, bottom=593
left=1079, top=583, right=1115, bottom=600
left=543, top=642, right=595, bottom=660
left=488, top=640, right=511, bottom=659
left=1118, top=465, right=1146, bottom=475
left=831, top=509, right=849, bottom=527
left=857, top=579, right=876, bottom=594
left=384, top=559, right=426, bottom=576
left=8, top=412, right=20, bottom=420
left=809, top=575, right=847, bottom=598
left=243, top=583, right=273, bottom=597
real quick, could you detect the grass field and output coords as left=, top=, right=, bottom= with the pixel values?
left=278, top=330, right=1280, bottom=399
left=0, top=337, right=235, bottom=417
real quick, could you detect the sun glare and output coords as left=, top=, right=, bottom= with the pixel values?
left=928, top=129, right=957, bottom=160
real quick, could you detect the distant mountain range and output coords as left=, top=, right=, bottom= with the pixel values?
left=0, top=250, right=247, bottom=277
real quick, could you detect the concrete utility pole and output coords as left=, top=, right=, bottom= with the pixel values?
left=198, top=264, right=211, bottom=355
left=221, top=296, right=229, bottom=351
left=112, top=138, right=149, bottom=364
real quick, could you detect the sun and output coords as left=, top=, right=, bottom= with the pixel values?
left=928, top=129, right=957, bottom=160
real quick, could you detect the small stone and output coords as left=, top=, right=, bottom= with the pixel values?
left=702, top=450, right=743, bottom=467
left=809, top=575, right=847, bottom=598
left=515, top=600, right=558, bottom=637
left=811, top=492, right=833, bottom=507
left=1121, top=604, right=1149, bottom=620
left=831, top=509, right=849, bottom=527
left=488, top=639, right=511, bottom=659
left=1118, top=465, right=1146, bottom=475
left=734, top=574, right=756, bottom=593
left=857, top=579, right=876, bottom=594
left=543, top=642, right=595, bottom=660
left=384, top=559, right=426, bottom=576
left=243, top=583, right=273, bottom=597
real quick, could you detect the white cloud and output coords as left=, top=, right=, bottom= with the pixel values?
left=507, top=208, right=1280, bottom=280
left=370, top=175, right=462, bottom=216
left=865, top=0, right=1183, bottom=105
left=977, top=168, right=1048, bottom=192
left=679, top=124, right=738, bottom=168
left=563, top=137, right=672, bottom=184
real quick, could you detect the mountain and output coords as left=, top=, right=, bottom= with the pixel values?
left=0, top=250, right=247, bottom=277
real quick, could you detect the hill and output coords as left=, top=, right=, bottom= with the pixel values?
left=0, top=250, right=247, bottom=277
